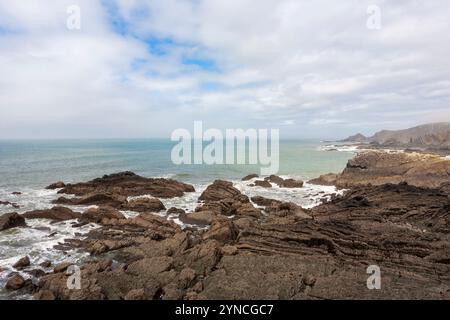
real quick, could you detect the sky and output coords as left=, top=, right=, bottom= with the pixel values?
left=0, top=0, right=449, bottom=139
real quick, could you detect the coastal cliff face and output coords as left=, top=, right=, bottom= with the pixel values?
left=342, top=122, right=450, bottom=150
left=2, top=151, right=450, bottom=300
left=336, top=151, right=450, bottom=189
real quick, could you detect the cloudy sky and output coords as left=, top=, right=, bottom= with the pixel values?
left=0, top=0, right=449, bottom=139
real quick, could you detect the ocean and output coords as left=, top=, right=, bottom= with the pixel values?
left=0, top=139, right=354, bottom=299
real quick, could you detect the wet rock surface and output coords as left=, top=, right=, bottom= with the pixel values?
left=336, top=151, right=450, bottom=189
left=31, top=175, right=450, bottom=299
left=3, top=162, right=449, bottom=300
left=22, top=206, right=82, bottom=221
left=0, top=212, right=26, bottom=231
left=58, top=171, right=195, bottom=199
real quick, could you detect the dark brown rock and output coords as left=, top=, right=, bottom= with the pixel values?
left=46, top=181, right=66, bottom=189
left=82, top=206, right=125, bottom=223
left=199, top=180, right=242, bottom=202
left=13, top=256, right=30, bottom=270
left=264, top=175, right=285, bottom=185
left=179, top=211, right=217, bottom=226
left=125, top=197, right=166, bottom=212
left=34, top=290, right=56, bottom=300
left=336, top=151, right=450, bottom=189
left=251, top=196, right=281, bottom=207
left=53, top=262, right=72, bottom=273
left=253, top=180, right=272, bottom=188
left=167, top=207, right=185, bottom=215
left=40, top=260, right=52, bottom=268
left=279, top=178, right=304, bottom=188
left=58, top=171, right=195, bottom=199
left=5, top=274, right=26, bottom=290
left=22, top=206, right=81, bottom=221
left=0, top=212, right=26, bottom=231
left=242, top=174, right=259, bottom=181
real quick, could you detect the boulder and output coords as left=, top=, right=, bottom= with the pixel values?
left=0, top=212, right=26, bottom=231
left=5, top=274, right=26, bottom=290
left=251, top=196, right=281, bottom=207
left=125, top=197, right=166, bottom=212
left=46, top=181, right=65, bottom=189
left=198, top=180, right=242, bottom=202
left=22, top=206, right=81, bottom=221
left=58, top=171, right=195, bottom=199
left=82, top=206, right=125, bottom=223
left=253, top=180, right=272, bottom=188
left=179, top=211, right=217, bottom=226
left=279, top=179, right=304, bottom=188
left=167, top=207, right=185, bottom=215
left=53, top=262, right=72, bottom=273
left=13, top=256, right=30, bottom=270
left=264, top=175, right=285, bottom=185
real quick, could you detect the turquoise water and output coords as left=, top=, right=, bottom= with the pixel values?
left=0, top=139, right=353, bottom=189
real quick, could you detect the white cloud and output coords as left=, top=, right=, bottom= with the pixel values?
left=0, top=0, right=449, bottom=139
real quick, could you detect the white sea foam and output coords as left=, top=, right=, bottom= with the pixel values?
left=317, top=144, right=360, bottom=153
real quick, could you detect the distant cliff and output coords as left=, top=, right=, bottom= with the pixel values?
left=341, top=122, right=450, bottom=149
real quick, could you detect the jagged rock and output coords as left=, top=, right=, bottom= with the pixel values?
left=22, top=206, right=81, bottom=221
left=28, top=153, right=450, bottom=300
left=46, top=181, right=65, bottom=189
left=336, top=151, right=450, bottom=189
left=53, top=262, right=72, bottom=273
left=279, top=179, right=304, bottom=188
left=251, top=196, right=281, bottom=207
left=202, top=219, right=238, bottom=243
left=5, top=274, right=26, bottom=290
left=58, top=171, right=195, bottom=199
left=0, top=212, right=26, bottom=231
left=179, top=211, right=217, bottom=226
left=253, top=180, right=272, bottom=188
left=242, top=174, right=258, bottom=181
left=199, top=180, right=242, bottom=202
left=264, top=175, right=285, bottom=185
left=13, top=256, right=30, bottom=269
left=235, top=202, right=262, bottom=218
left=308, top=173, right=339, bottom=186
left=125, top=197, right=166, bottom=212
left=82, top=206, right=125, bottom=223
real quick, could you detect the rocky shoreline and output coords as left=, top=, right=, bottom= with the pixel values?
left=1, top=151, right=449, bottom=300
